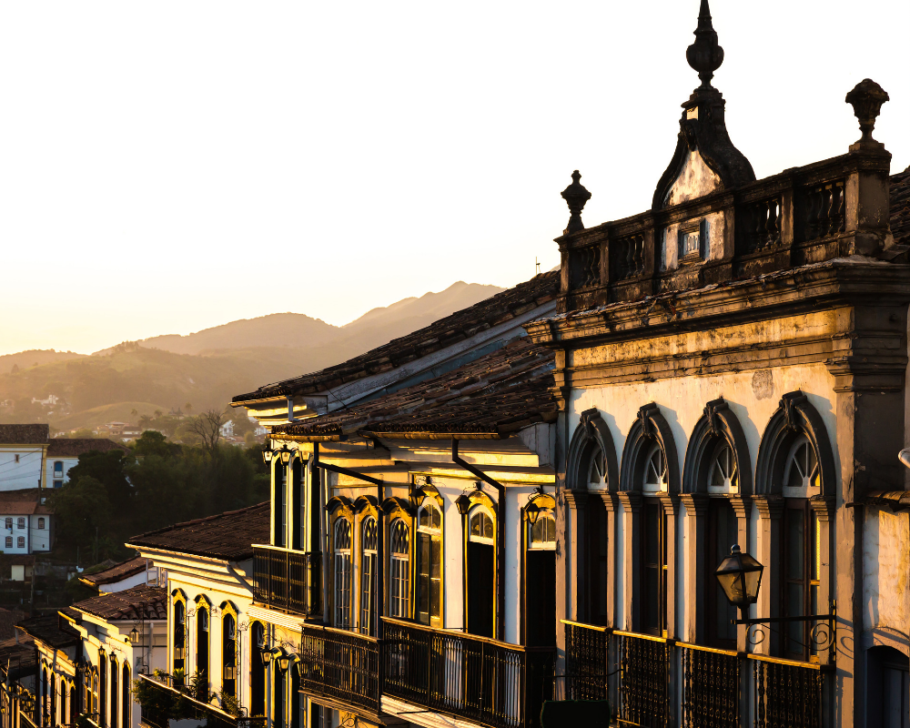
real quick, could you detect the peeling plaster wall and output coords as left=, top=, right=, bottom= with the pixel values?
left=663, top=150, right=722, bottom=207
left=862, top=508, right=910, bottom=644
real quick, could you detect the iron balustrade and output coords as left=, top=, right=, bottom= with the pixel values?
left=381, top=617, right=554, bottom=728
left=751, top=655, right=822, bottom=728
left=563, top=620, right=830, bottom=728
left=680, top=643, right=739, bottom=728
left=297, top=624, right=381, bottom=714
left=252, top=546, right=322, bottom=618
left=139, top=673, right=266, bottom=728
left=565, top=622, right=609, bottom=701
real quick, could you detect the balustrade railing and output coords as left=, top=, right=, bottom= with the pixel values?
left=802, top=180, right=845, bottom=242
left=298, top=624, right=380, bottom=714
left=612, top=234, right=645, bottom=280
left=139, top=673, right=266, bottom=728
left=252, top=546, right=322, bottom=618
left=741, top=196, right=782, bottom=253
left=382, top=617, right=554, bottom=728
left=571, top=245, right=601, bottom=288
left=751, top=655, right=822, bottom=728
left=563, top=620, right=829, bottom=728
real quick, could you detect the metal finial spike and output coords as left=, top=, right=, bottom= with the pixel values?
left=698, top=0, right=713, bottom=26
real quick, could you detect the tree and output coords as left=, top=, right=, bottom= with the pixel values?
left=48, top=476, right=112, bottom=558
left=185, top=410, right=225, bottom=455
left=185, top=403, right=193, bottom=413
left=67, top=449, right=133, bottom=510
left=132, top=430, right=181, bottom=459
left=130, top=408, right=138, bottom=417
left=154, top=410, right=163, bottom=418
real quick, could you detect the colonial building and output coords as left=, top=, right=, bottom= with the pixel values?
left=521, top=2, right=910, bottom=727
left=126, top=502, right=270, bottom=728
left=0, top=426, right=49, bottom=492
left=45, top=439, right=128, bottom=489
left=0, top=491, right=53, bottom=555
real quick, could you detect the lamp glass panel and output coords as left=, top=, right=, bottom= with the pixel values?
left=744, top=569, right=762, bottom=601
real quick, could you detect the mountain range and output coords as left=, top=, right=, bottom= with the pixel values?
left=0, top=281, right=505, bottom=432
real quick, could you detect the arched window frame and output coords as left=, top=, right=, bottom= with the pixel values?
left=388, top=516, right=411, bottom=619
left=250, top=620, right=266, bottom=717
left=460, top=493, right=499, bottom=639
left=523, top=492, right=557, bottom=645
left=755, top=391, right=835, bottom=663
left=358, top=507, right=379, bottom=636
left=415, top=498, right=444, bottom=627
left=194, top=595, right=211, bottom=688
left=109, top=654, right=119, bottom=728
left=567, top=408, right=620, bottom=493
left=332, top=516, right=353, bottom=629
left=221, top=602, right=239, bottom=697
left=121, top=663, right=131, bottom=728
left=619, top=404, right=681, bottom=638
left=171, top=590, right=187, bottom=678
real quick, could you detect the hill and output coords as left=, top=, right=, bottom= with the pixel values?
left=0, top=279, right=506, bottom=432
left=0, top=349, right=86, bottom=375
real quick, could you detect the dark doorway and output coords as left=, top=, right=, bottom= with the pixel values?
left=526, top=549, right=556, bottom=646
left=586, top=497, right=609, bottom=626
left=467, top=541, right=495, bottom=638
left=868, top=646, right=910, bottom=728
left=706, top=498, right=738, bottom=649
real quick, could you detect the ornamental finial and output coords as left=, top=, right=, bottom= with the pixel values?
left=561, top=170, right=591, bottom=235
left=686, top=0, right=724, bottom=89
left=845, top=79, right=890, bottom=151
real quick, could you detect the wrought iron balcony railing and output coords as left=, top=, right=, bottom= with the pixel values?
left=298, top=624, right=381, bottom=714
left=139, top=673, right=266, bottom=728
left=381, top=617, right=555, bottom=728
left=252, top=546, right=322, bottom=618
left=564, top=620, right=827, bottom=728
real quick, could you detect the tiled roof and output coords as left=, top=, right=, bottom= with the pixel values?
left=16, top=613, right=79, bottom=649
left=272, top=337, right=557, bottom=440
left=891, top=166, right=910, bottom=247
left=80, top=556, right=150, bottom=587
left=0, top=490, right=52, bottom=516
left=128, top=501, right=270, bottom=561
left=0, top=424, right=49, bottom=445
left=70, top=584, right=166, bottom=621
left=233, top=271, right=559, bottom=403
left=0, top=635, right=36, bottom=680
left=47, top=438, right=128, bottom=457
left=0, top=607, right=27, bottom=641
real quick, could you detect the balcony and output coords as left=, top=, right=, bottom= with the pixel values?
left=564, top=620, right=829, bottom=728
left=138, top=673, right=266, bottom=728
left=298, top=624, right=381, bottom=715
left=252, top=546, right=322, bottom=618
left=381, top=617, right=555, bottom=728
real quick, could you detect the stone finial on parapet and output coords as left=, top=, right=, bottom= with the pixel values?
left=846, top=79, right=890, bottom=152
left=686, top=0, right=724, bottom=90
left=561, top=170, right=591, bottom=235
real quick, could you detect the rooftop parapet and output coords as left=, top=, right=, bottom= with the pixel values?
left=555, top=1, right=896, bottom=315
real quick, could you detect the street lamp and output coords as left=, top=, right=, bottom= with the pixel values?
left=715, top=544, right=764, bottom=621
left=129, top=627, right=139, bottom=643
left=262, top=447, right=273, bottom=465
left=526, top=501, right=541, bottom=525
left=279, top=445, right=293, bottom=465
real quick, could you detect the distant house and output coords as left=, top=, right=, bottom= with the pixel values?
left=45, top=437, right=128, bottom=488
left=219, top=419, right=234, bottom=438
left=0, top=490, right=53, bottom=554
left=79, top=556, right=158, bottom=595
left=0, top=425, right=49, bottom=492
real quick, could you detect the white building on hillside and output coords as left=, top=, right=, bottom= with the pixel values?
left=0, top=490, right=52, bottom=554
left=45, top=438, right=128, bottom=489
left=0, top=425, right=48, bottom=492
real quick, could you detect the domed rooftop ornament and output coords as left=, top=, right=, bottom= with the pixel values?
left=686, top=0, right=724, bottom=90
left=651, top=0, right=755, bottom=210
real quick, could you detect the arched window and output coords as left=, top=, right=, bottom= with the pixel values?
left=121, top=664, right=131, bottom=728
left=61, top=676, right=68, bottom=725
left=389, top=520, right=410, bottom=618
left=333, top=519, right=353, bottom=628
left=467, top=507, right=496, bottom=638
left=50, top=673, right=57, bottom=727
left=526, top=506, right=556, bottom=646
left=275, top=459, right=288, bottom=548
left=173, top=599, right=186, bottom=677
left=273, top=664, right=287, bottom=728
left=251, top=622, right=266, bottom=717
left=708, top=442, right=737, bottom=490
left=222, top=613, right=237, bottom=697
left=110, top=656, right=119, bottom=728
left=99, top=651, right=107, bottom=726
left=91, top=668, right=100, bottom=722
left=643, top=443, right=668, bottom=493
left=196, top=607, right=209, bottom=689
left=416, top=503, right=442, bottom=626
left=784, top=435, right=819, bottom=490
left=360, top=517, right=378, bottom=635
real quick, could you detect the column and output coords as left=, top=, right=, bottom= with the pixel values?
left=563, top=490, right=588, bottom=623
left=679, top=493, right=708, bottom=644
left=658, top=493, right=681, bottom=640
left=601, top=492, right=620, bottom=628
left=752, top=495, right=783, bottom=657
left=616, top=492, right=642, bottom=632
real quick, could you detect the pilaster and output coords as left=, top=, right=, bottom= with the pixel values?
left=617, top=491, right=642, bottom=632
left=752, top=495, right=783, bottom=656
left=601, top=492, right=620, bottom=628
left=563, top=489, right=589, bottom=623
left=679, top=493, right=709, bottom=644
left=658, top=493, right=681, bottom=640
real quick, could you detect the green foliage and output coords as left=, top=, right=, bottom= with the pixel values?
left=218, top=690, right=243, bottom=718
left=48, top=476, right=112, bottom=557
left=51, top=435, right=268, bottom=566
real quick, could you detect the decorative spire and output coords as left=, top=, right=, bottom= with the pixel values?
left=845, top=79, right=890, bottom=151
left=686, top=0, right=724, bottom=89
left=561, top=170, right=591, bottom=235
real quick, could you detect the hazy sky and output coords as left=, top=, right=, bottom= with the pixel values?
left=1, top=1, right=908, bottom=356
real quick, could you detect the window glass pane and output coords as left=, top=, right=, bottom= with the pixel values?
left=645, top=567, right=659, bottom=631
left=787, top=511, right=804, bottom=580
left=645, top=504, right=659, bottom=565
left=811, top=513, right=820, bottom=582
left=788, top=583, right=805, bottom=642
left=484, top=514, right=494, bottom=540
left=471, top=514, right=481, bottom=537
left=432, top=507, right=441, bottom=529
left=430, top=538, right=441, bottom=579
